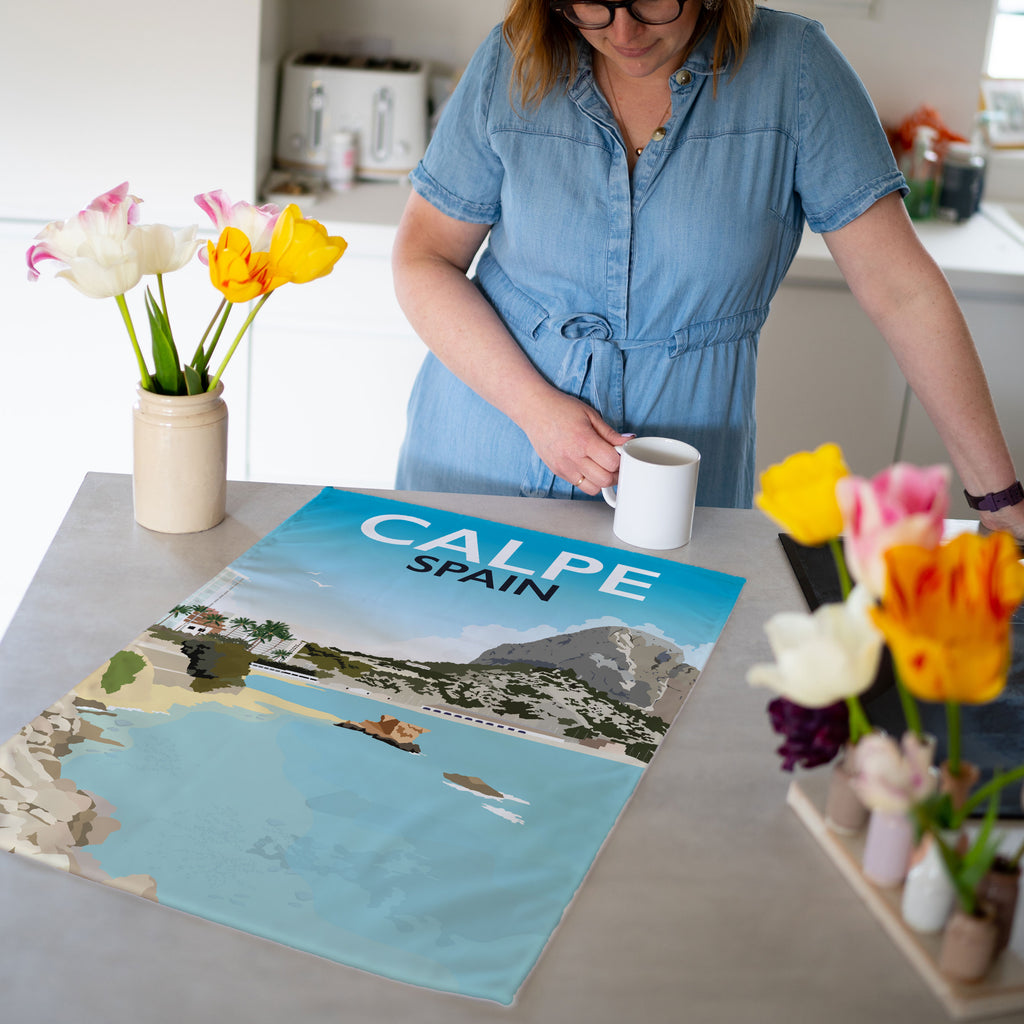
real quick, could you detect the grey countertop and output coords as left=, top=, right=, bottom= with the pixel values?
left=0, top=473, right=1018, bottom=1024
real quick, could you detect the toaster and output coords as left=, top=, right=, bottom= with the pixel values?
left=275, top=52, right=429, bottom=182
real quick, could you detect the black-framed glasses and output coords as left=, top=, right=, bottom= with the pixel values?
left=550, top=0, right=686, bottom=29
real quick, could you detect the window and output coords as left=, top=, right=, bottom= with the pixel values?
left=988, top=0, right=1024, bottom=79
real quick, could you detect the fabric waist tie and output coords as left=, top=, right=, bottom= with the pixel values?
left=553, top=313, right=625, bottom=431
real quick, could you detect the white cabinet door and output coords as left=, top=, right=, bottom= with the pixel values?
left=755, top=279, right=908, bottom=480
left=245, top=240, right=425, bottom=488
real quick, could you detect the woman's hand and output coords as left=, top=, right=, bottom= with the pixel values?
left=393, top=194, right=634, bottom=496
left=518, top=390, right=632, bottom=496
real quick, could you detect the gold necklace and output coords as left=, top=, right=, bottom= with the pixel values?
left=602, top=68, right=673, bottom=157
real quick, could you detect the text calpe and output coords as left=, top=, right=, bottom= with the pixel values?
left=361, top=513, right=660, bottom=602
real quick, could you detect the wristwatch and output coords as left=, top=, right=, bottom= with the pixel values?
left=963, top=480, right=1024, bottom=512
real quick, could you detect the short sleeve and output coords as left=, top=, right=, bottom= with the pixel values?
left=794, top=20, right=907, bottom=233
left=409, top=25, right=507, bottom=225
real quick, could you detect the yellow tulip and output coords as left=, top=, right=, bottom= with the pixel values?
left=207, top=227, right=272, bottom=303
left=754, top=443, right=849, bottom=546
left=266, top=204, right=347, bottom=288
left=871, top=532, right=1024, bottom=704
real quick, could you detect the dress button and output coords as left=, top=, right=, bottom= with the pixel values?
left=675, top=69, right=692, bottom=85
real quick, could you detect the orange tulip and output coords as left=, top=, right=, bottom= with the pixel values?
left=207, top=226, right=272, bottom=303
left=870, top=532, right=1024, bottom=704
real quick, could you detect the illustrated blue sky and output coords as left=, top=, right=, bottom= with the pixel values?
left=207, top=489, right=744, bottom=666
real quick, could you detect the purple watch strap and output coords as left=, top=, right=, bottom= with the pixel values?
left=963, top=480, right=1024, bottom=512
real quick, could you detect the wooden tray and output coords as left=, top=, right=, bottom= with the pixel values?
left=788, top=772, right=1024, bottom=1020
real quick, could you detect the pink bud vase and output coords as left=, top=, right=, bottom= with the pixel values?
left=861, top=809, right=913, bottom=888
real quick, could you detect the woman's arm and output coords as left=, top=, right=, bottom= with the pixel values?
left=391, top=191, right=628, bottom=494
left=824, top=192, right=1024, bottom=540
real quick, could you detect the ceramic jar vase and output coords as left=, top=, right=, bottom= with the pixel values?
left=939, top=905, right=999, bottom=983
left=132, top=383, right=228, bottom=534
left=825, top=745, right=869, bottom=835
left=941, top=761, right=981, bottom=813
left=977, top=857, right=1021, bottom=955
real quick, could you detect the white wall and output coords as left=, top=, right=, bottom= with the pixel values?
left=283, top=0, right=998, bottom=138
left=0, top=0, right=263, bottom=225
left=798, top=0, right=996, bottom=138
left=284, top=0, right=509, bottom=70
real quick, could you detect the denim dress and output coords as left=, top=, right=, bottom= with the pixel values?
left=395, top=8, right=906, bottom=507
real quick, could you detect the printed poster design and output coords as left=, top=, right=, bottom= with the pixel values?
left=0, top=489, right=744, bottom=1004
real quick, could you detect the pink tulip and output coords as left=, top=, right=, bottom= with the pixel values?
left=26, top=182, right=144, bottom=297
left=836, top=463, right=950, bottom=599
left=194, top=190, right=281, bottom=262
left=851, top=731, right=937, bottom=814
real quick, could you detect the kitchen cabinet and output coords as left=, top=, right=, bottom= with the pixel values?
left=244, top=218, right=425, bottom=488
left=755, top=279, right=908, bottom=478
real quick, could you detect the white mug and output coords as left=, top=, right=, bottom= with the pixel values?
left=601, top=437, right=701, bottom=550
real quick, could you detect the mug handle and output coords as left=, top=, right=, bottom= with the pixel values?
left=601, top=445, right=626, bottom=508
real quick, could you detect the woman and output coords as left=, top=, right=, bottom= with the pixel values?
left=392, top=0, right=1024, bottom=539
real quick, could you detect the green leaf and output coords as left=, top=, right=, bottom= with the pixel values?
left=183, top=364, right=205, bottom=395
left=145, top=288, right=183, bottom=394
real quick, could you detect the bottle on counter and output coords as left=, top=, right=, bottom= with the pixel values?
left=902, top=126, right=941, bottom=220
left=937, top=140, right=986, bottom=223
left=326, top=129, right=357, bottom=191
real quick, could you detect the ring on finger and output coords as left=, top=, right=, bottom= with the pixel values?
left=575, top=474, right=585, bottom=487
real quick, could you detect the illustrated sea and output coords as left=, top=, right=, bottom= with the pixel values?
left=0, top=489, right=744, bottom=1004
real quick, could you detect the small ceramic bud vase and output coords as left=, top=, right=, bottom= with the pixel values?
left=939, top=904, right=998, bottom=983
left=902, top=831, right=957, bottom=933
left=825, top=744, right=868, bottom=835
left=940, top=760, right=981, bottom=813
left=977, top=856, right=1021, bottom=955
left=861, top=809, right=913, bottom=888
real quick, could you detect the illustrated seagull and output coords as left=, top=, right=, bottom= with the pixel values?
left=311, top=579, right=333, bottom=588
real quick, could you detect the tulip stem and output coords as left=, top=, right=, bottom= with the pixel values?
left=846, top=695, right=871, bottom=743
left=956, top=763, right=1024, bottom=825
left=208, top=293, right=272, bottom=391
left=199, top=303, right=234, bottom=376
left=116, top=293, right=153, bottom=391
left=191, top=299, right=229, bottom=374
left=892, top=662, right=923, bottom=740
left=156, top=273, right=172, bottom=340
left=946, top=700, right=961, bottom=777
left=829, top=537, right=853, bottom=600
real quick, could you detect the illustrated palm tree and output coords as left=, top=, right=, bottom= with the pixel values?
left=160, top=603, right=194, bottom=625
left=197, top=610, right=228, bottom=632
left=228, top=616, right=257, bottom=640
left=270, top=621, right=295, bottom=643
left=247, top=619, right=295, bottom=651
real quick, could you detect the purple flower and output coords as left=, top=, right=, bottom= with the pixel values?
left=767, top=697, right=849, bottom=771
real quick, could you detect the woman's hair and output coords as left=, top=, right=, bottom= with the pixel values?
left=503, top=0, right=758, bottom=108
